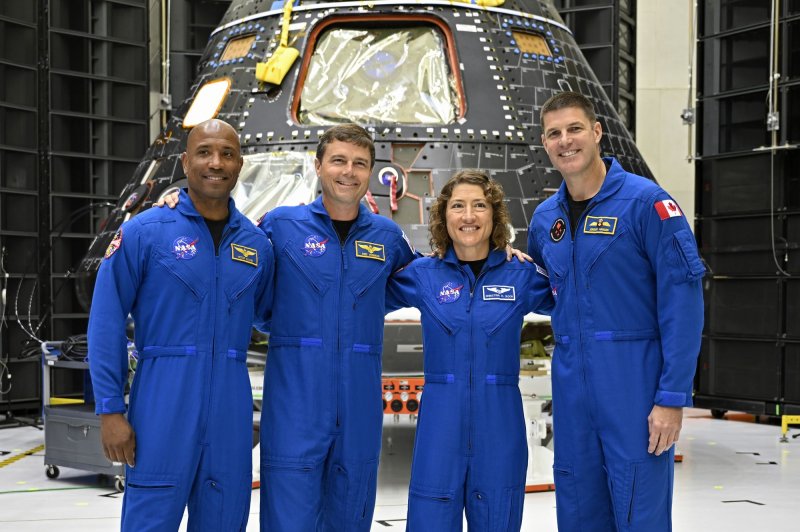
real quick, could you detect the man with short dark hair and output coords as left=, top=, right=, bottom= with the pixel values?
left=528, top=92, right=705, bottom=531
left=257, top=124, right=416, bottom=531
left=89, top=118, right=273, bottom=531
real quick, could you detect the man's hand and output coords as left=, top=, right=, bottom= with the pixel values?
left=647, top=405, right=683, bottom=456
left=505, top=245, right=532, bottom=263
left=100, top=413, right=136, bottom=467
left=154, top=191, right=180, bottom=208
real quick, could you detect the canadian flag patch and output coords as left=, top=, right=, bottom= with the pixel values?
left=654, top=199, right=682, bottom=220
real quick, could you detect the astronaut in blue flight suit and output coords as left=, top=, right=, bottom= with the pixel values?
left=387, top=170, right=554, bottom=531
left=256, top=124, right=417, bottom=531
left=527, top=92, right=706, bottom=531
left=88, top=119, right=274, bottom=531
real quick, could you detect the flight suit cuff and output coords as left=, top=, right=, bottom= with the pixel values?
left=95, top=396, right=127, bottom=415
left=653, top=389, right=688, bottom=407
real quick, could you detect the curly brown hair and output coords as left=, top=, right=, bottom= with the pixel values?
left=428, top=170, right=511, bottom=258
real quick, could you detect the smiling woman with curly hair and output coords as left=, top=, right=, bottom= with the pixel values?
left=428, top=169, right=513, bottom=258
left=387, top=169, right=552, bottom=530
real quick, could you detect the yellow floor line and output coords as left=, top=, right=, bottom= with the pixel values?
left=0, top=445, right=45, bottom=469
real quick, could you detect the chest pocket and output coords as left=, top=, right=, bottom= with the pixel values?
left=481, top=298, right=523, bottom=337
left=584, top=226, right=629, bottom=275
left=154, top=249, right=207, bottom=301
left=420, top=297, right=460, bottom=336
left=224, top=264, right=261, bottom=305
left=419, top=271, right=464, bottom=335
left=347, top=260, right=389, bottom=301
left=541, top=244, right=569, bottom=283
left=282, top=240, right=329, bottom=295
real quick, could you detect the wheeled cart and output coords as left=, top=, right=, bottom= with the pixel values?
left=42, top=344, right=125, bottom=492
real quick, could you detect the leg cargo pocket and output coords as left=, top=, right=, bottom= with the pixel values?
left=611, top=455, right=672, bottom=532
left=553, top=464, right=581, bottom=531
left=465, top=490, right=490, bottom=531
left=407, top=485, right=460, bottom=532
left=122, top=476, right=181, bottom=532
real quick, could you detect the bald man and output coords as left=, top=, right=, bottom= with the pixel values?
left=88, top=119, right=274, bottom=531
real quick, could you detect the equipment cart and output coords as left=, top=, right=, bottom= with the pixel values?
left=41, top=342, right=125, bottom=492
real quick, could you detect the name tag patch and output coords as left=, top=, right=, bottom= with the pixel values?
left=231, top=243, right=258, bottom=266
left=583, top=216, right=617, bottom=235
left=355, top=240, right=385, bottom=261
left=483, top=285, right=516, bottom=301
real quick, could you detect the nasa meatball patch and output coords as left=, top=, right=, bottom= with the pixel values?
left=303, top=235, right=328, bottom=257
left=104, top=230, right=123, bottom=259
left=437, top=282, right=463, bottom=304
left=173, top=236, right=199, bottom=260
left=550, top=218, right=566, bottom=242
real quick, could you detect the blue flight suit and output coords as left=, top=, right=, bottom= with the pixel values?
left=387, top=248, right=553, bottom=531
left=88, top=190, right=274, bottom=532
left=257, top=196, right=416, bottom=531
left=527, top=158, right=706, bottom=531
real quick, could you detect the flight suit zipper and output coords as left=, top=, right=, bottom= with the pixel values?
left=201, top=219, right=231, bottom=441
left=562, top=201, right=596, bottom=421
left=336, top=240, right=345, bottom=428
left=327, top=218, right=351, bottom=430
left=466, top=266, right=488, bottom=454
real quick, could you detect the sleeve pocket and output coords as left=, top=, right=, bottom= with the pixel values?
left=672, top=229, right=706, bottom=283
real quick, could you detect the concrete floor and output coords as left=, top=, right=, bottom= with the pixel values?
left=0, top=408, right=798, bottom=530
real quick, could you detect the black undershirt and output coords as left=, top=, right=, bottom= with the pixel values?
left=567, top=159, right=609, bottom=237
left=205, top=216, right=228, bottom=256
left=567, top=195, right=591, bottom=237
left=459, top=258, right=487, bottom=278
left=332, top=218, right=356, bottom=244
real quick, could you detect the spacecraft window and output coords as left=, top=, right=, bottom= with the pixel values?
left=231, top=151, right=319, bottom=222
left=182, top=78, right=232, bottom=128
left=295, top=18, right=463, bottom=126
left=511, top=31, right=552, bottom=57
left=221, top=35, right=256, bottom=61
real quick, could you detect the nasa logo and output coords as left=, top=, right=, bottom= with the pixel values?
left=550, top=218, right=566, bottom=242
left=303, top=235, right=328, bottom=257
left=173, top=236, right=199, bottom=260
left=437, top=282, right=463, bottom=304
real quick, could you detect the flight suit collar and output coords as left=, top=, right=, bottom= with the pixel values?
left=308, top=195, right=373, bottom=230
left=553, top=156, right=627, bottom=208
left=442, top=246, right=507, bottom=271
left=175, top=188, right=244, bottom=229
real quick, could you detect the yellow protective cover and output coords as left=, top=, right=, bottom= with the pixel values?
left=256, top=45, right=300, bottom=85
